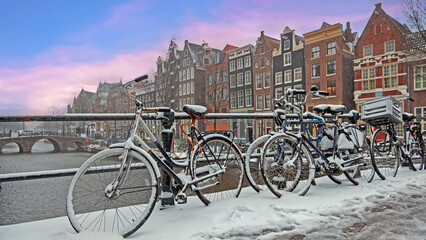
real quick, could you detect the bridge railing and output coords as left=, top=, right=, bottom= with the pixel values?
left=0, top=112, right=283, bottom=182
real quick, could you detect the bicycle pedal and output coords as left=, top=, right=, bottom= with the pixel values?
left=176, top=193, right=187, bottom=204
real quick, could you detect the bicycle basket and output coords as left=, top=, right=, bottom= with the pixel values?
left=360, top=96, right=402, bottom=126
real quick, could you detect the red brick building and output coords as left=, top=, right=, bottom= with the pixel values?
left=353, top=3, right=412, bottom=115
left=304, top=22, right=356, bottom=112
left=253, top=31, right=280, bottom=137
left=205, top=44, right=237, bottom=131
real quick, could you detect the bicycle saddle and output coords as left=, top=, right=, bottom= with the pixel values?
left=314, top=104, right=346, bottom=114
left=402, top=112, right=415, bottom=122
left=183, top=105, right=208, bottom=119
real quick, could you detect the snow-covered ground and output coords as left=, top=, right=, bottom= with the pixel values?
left=1, top=168, right=425, bottom=240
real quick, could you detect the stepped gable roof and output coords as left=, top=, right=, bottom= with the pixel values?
left=407, top=31, right=426, bottom=52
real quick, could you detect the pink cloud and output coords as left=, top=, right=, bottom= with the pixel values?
left=0, top=49, right=161, bottom=115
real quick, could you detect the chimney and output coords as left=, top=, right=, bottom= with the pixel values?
left=344, top=21, right=353, bottom=42
left=375, top=2, right=382, bottom=10
left=261, top=31, right=264, bottom=36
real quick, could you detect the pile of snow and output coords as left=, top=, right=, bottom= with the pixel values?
left=1, top=168, right=425, bottom=240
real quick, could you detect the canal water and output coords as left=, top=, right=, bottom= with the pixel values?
left=0, top=141, right=93, bottom=225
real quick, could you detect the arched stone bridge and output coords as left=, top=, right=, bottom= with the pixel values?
left=0, top=136, right=88, bottom=153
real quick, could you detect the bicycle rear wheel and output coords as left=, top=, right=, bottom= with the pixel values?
left=337, top=134, right=375, bottom=184
left=191, top=134, right=244, bottom=206
left=371, top=129, right=400, bottom=180
left=244, top=134, right=271, bottom=192
left=67, top=148, right=159, bottom=238
left=261, top=133, right=315, bottom=197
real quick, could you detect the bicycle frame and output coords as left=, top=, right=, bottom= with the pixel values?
left=109, top=106, right=226, bottom=196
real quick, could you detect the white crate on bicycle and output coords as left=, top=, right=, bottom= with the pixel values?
left=360, top=96, right=402, bottom=126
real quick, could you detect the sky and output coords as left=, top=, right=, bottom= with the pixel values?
left=0, top=0, right=408, bottom=115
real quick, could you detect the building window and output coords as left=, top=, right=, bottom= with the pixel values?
left=415, top=106, right=426, bottom=131
left=327, top=80, right=336, bottom=96
left=179, top=71, right=182, bottom=81
left=245, top=89, right=252, bottom=107
left=208, top=91, right=213, bottom=102
left=191, top=82, right=194, bottom=93
left=275, top=71, right=283, bottom=84
left=264, top=72, right=271, bottom=88
left=237, top=58, right=243, bottom=70
left=275, top=88, right=283, bottom=99
left=284, top=70, right=292, bottom=83
left=230, top=74, right=236, bottom=88
left=230, top=60, right=236, bottom=72
left=183, top=70, right=187, bottom=80
left=230, top=92, right=237, bottom=108
left=222, top=88, right=227, bottom=100
left=362, top=68, right=376, bottom=90
left=204, top=58, right=210, bottom=65
left=244, top=56, right=251, bottom=68
left=215, top=73, right=220, bottom=84
left=256, top=95, right=263, bottom=110
left=312, top=63, right=320, bottom=78
left=383, top=64, right=398, bottom=88
left=283, top=40, right=290, bottom=50
left=238, top=90, right=244, bottom=107
left=284, top=52, right=291, bottom=66
left=294, top=68, right=302, bottom=81
left=260, top=57, right=265, bottom=68
left=414, top=64, right=426, bottom=90
left=327, top=60, right=336, bottom=75
left=245, top=71, right=252, bottom=85
left=223, top=71, right=228, bottom=83
left=327, top=42, right=336, bottom=55
left=208, top=75, right=213, bottom=85
left=260, top=45, right=265, bottom=54
left=184, top=50, right=188, bottom=57
left=216, top=89, right=221, bottom=101
left=256, top=74, right=262, bottom=89
left=364, top=45, right=373, bottom=57
left=191, top=68, right=194, bottom=78
left=312, top=46, right=320, bottom=58
left=264, top=94, right=271, bottom=110
left=237, top=73, right=244, bottom=86
left=385, top=40, right=395, bottom=53
left=375, top=24, right=382, bottom=34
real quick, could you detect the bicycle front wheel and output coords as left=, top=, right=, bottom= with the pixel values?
left=371, top=129, right=400, bottom=180
left=191, top=134, right=244, bottom=206
left=67, top=148, right=159, bottom=238
left=244, top=134, right=271, bottom=192
left=261, top=133, right=315, bottom=197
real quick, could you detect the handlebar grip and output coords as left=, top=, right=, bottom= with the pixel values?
left=294, top=89, right=306, bottom=95
left=135, top=75, right=148, bottom=82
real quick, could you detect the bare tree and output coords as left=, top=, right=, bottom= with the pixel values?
left=404, top=0, right=426, bottom=53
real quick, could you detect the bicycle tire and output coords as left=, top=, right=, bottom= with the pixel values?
left=244, top=134, right=271, bottom=192
left=67, top=148, right=159, bottom=238
left=370, top=128, right=400, bottom=180
left=190, top=134, right=244, bottom=206
left=336, top=135, right=375, bottom=184
left=261, top=133, right=315, bottom=197
left=406, top=130, right=425, bottom=171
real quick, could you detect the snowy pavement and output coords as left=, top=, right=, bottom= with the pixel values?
left=0, top=168, right=425, bottom=240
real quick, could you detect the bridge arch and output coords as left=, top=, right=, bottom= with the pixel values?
left=30, top=138, right=60, bottom=153
left=0, top=141, right=24, bottom=153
